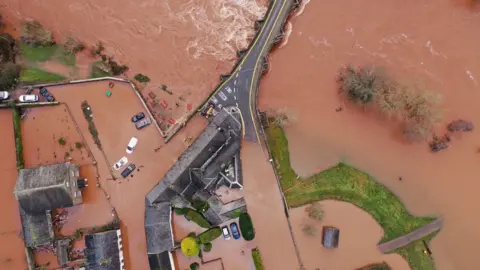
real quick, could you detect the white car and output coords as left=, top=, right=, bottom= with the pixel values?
left=19, top=95, right=39, bottom=103
left=113, top=157, right=128, bottom=170
left=0, top=91, right=10, bottom=100
left=126, top=137, right=138, bottom=154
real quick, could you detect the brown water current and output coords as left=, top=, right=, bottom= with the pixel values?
left=258, top=0, right=480, bottom=269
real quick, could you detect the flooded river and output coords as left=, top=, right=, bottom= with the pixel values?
left=259, top=0, right=480, bottom=269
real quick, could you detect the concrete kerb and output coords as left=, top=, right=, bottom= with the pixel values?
left=20, top=77, right=167, bottom=138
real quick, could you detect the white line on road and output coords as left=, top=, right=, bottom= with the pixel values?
left=236, top=73, right=239, bottom=78
left=234, top=96, right=237, bottom=100
left=236, top=102, right=239, bottom=107
left=234, top=80, right=237, bottom=86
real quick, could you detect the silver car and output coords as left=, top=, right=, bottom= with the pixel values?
left=135, top=118, right=151, bottom=130
left=19, top=95, right=39, bottom=103
left=0, top=91, right=10, bottom=100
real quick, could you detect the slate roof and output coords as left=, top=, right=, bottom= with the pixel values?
left=148, top=252, right=173, bottom=270
left=15, top=163, right=78, bottom=213
left=85, top=230, right=124, bottom=270
left=19, top=207, right=54, bottom=247
left=145, top=200, right=173, bottom=254
left=56, top=238, right=71, bottom=267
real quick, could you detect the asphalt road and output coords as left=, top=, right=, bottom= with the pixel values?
left=203, top=0, right=296, bottom=142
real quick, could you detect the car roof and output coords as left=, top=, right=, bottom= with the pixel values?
left=129, top=137, right=138, bottom=143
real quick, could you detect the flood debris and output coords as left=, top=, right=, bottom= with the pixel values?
left=429, top=134, right=450, bottom=152
left=447, top=119, right=474, bottom=132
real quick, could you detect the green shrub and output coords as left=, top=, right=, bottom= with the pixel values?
left=252, top=249, right=264, bottom=270
left=185, top=209, right=210, bottom=228
left=134, top=73, right=150, bottom=83
left=356, top=262, right=391, bottom=270
left=187, top=232, right=196, bottom=238
left=0, top=33, right=16, bottom=64
left=20, top=21, right=54, bottom=46
left=337, top=65, right=380, bottom=105
left=198, top=227, right=221, bottom=243
left=75, top=142, right=83, bottom=149
left=174, top=207, right=188, bottom=215
left=81, top=101, right=102, bottom=149
left=239, top=213, right=255, bottom=241
left=192, top=199, right=209, bottom=212
left=203, top=242, right=212, bottom=252
left=63, top=37, right=85, bottom=54
left=58, top=137, right=66, bottom=146
left=189, top=262, right=200, bottom=270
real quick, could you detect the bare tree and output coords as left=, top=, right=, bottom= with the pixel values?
left=270, top=107, right=297, bottom=127
left=305, top=203, right=325, bottom=221
left=302, top=224, right=318, bottom=236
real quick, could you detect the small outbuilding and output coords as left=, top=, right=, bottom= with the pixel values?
left=19, top=207, right=54, bottom=248
left=14, top=162, right=85, bottom=213
left=322, top=226, right=340, bottom=248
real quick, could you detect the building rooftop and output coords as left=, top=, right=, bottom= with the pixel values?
left=19, top=207, right=54, bottom=248
left=148, top=252, right=173, bottom=270
left=14, top=163, right=79, bottom=213
left=145, top=201, right=173, bottom=254
left=85, top=230, right=124, bottom=270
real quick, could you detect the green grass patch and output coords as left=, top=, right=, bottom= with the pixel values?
left=265, top=123, right=438, bottom=270
left=89, top=61, right=112, bottom=78
left=395, top=233, right=437, bottom=270
left=198, top=227, right=221, bottom=244
left=20, top=67, right=65, bottom=83
left=12, top=107, right=24, bottom=171
left=252, top=248, right=264, bottom=270
left=20, top=44, right=76, bottom=66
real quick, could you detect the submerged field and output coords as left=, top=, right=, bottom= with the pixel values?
left=266, top=123, right=437, bottom=269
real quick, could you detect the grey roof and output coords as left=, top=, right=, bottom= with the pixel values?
left=85, top=230, right=123, bottom=270
left=145, top=200, right=173, bottom=254
left=56, top=238, right=71, bottom=266
left=322, top=227, right=340, bottom=248
left=19, top=207, right=54, bottom=247
left=148, top=252, right=173, bottom=270
left=146, top=111, right=241, bottom=204
left=15, top=163, right=78, bottom=213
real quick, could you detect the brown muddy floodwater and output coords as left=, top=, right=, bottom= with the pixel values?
left=1, top=0, right=267, bottom=108
left=259, top=0, right=480, bottom=269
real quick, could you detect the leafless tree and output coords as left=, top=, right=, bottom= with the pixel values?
left=305, top=203, right=325, bottom=221
left=302, top=224, right=318, bottom=236
left=270, top=107, right=297, bottom=127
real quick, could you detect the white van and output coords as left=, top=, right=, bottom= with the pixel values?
left=126, top=137, right=138, bottom=154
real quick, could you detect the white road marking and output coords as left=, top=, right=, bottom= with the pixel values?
left=236, top=73, right=239, bottom=78
left=234, top=96, right=237, bottom=100
left=218, top=91, right=228, bottom=101
left=218, top=104, right=223, bottom=109
left=234, top=80, right=237, bottom=86
left=211, top=97, right=219, bottom=104
left=236, top=102, right=239, bottom=107
left=226, top=86, right=233, bottom=93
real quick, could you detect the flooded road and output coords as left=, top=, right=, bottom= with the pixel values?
left=1, top=0, right=266, bottom=108
left=259, top=0, right=480, bottom=269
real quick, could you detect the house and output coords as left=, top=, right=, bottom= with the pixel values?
left=14, top=162, right=85, bottom=213
left=85, top=229, right=125, bottom=270
left=56, top=238, right=71, bottom=267
left=145, top=200, right=175, bottom=270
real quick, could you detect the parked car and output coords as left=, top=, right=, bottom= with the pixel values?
left=121, top=164, right=136, bottom=178
left=18, top=95, right=39, bottom=103
left=131, top=112, right=145, bottom=123
left=221, top=226, right=231, bottom=240
left=39, top=87, right=55, bottom=102
left=126, top=137, right=138, bottom=154
left=113, top=157, right=128, bottom=170
left=200, top=102, right=215, bottom=117
left=230, top=222, right=241, bottom=240
left=0, top=91, right=10, bottom=100
left=135, top=118, right=151, bottom=130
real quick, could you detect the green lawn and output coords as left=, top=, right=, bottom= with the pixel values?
left=20, top=67, right=65, bottom=83
left=265, top=123, right=438, bottom=270
left=20, top=44, right=76, bottom=66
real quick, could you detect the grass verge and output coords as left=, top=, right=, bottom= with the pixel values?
left=252, top=248, right=264, bottom=270
left=395, top=233, right=437, bottom=270
left=20, top=44, right=76, bottom=66
left=265, top=123, right=437, bottom=270
left=20, top=67, right=65, bottom=83
left=12, top=107, right=24, bottom=170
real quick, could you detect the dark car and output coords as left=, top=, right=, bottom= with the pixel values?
left=200, top=102, right=215, bottom=117
left=230, top=222, right=241, bottom=240
left=135, top=118, right=151, bottom=130
left=39, top=87, right=55, bottom=102
left=131, top=112, right=145, bottom=123
left=121, top=164, right=136, bottom=178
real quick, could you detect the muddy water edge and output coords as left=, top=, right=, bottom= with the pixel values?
left=258, top=0, right=480, bottom=269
